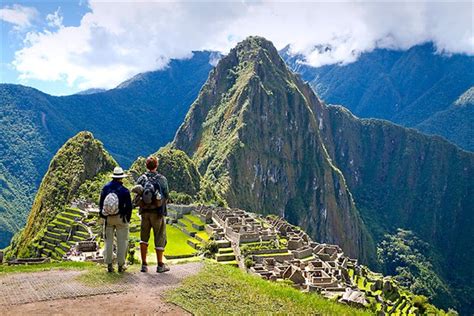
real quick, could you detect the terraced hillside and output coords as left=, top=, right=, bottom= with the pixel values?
left=31, top=207, right=94, bottom=259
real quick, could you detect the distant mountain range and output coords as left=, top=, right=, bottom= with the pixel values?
left=281, top=43, right=474, bottom=152
left=0, top=51, right=214, bottom=248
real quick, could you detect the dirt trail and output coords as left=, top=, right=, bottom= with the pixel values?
left=0, top=262, right=202, bottom=315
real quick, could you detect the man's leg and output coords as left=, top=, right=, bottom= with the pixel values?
left=140, top=243, right=148, bottom=264
left=116, top=219, right=129, bottom=270
left=104, top=222, right=115, bottom=272
left=153, top=214, right=169, bottom=273
left=139, top=212, right=151, bottom=272
left=156, top=249, right=164, bottom=264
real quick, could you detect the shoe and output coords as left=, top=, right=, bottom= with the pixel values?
left=118, top=265, right=127, bottom=273
left=157, top=263, right=170, bottom=273
left=140, top=264, right=148, bottom=273
left=107, top=264, right=114, bottom=273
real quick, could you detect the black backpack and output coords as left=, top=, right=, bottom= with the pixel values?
left=140, top=174, right=163, bottom=209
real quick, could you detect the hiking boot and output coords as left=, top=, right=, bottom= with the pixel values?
left=118, top=265, right=127, bottom=273
left=157, top=263, right=170, bottom=273
left=140, top=264, right=148, bottom=273
left=107, top=264, right=114, bottom=273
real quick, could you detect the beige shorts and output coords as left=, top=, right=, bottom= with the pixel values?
left=140, top=212, right=167, bottom=250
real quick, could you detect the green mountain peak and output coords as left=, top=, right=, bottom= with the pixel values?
left=173, top=37, right=376, bottom=265
left=7, top=131, right=116, bottom=258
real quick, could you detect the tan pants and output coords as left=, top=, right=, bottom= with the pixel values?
left=140, top=212, right=167, bottom=250
left=104, top=215, right=129, bottom=266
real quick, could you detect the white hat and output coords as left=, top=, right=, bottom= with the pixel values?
left=111, top=166, right=128, bottom=179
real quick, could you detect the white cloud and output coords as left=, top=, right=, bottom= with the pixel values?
left=10, top=0, right=474, bottom=90
left=0, top=4, right=38, bottom=31
left=46, top=7, right=63, bottom=29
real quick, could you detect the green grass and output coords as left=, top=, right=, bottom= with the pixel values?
left=195, top=231, right=210, bottom=242
left=178, top=218, right=198, bottom=233
left=167, top=226, right=199, bottom=257
left=183, top=214, right=205, bottom=226
left=166, top=263, right=371, bottom=315
left=129, top=211, right=198, bottom=260
left=0, top=261, right=95, bottom=274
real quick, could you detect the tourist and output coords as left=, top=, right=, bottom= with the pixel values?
left=135, top=156, right=170, bottom=273
left=99, top=166, right=133, bottom=273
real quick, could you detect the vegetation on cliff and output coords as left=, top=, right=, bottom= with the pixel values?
left=6, top=131, right=116, bottom=258
left=378, top=229, right=456, bottom=310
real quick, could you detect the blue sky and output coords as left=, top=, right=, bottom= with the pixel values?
left=1, top=1, right=472, bottom=96
left=1, top=1, right=90, bottom=95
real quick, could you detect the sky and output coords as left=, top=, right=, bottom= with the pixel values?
left=1, top=1, right=473, bottom=96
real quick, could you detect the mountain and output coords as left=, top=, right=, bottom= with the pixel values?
left=281, top=43, right=474, bottom=151
left=6, top=131, right=116, bottom=258
left=417, top=87, right=474, bottom=150
left=173, top=37, right=473, bottom=313
left=173, top=37, right=376, bottom=264
left=0, top=51, right=214, bottom=248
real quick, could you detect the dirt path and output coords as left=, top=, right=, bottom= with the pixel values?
left=0, top=262, right=202, bottom=315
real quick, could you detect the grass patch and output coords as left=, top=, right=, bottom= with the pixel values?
left=166, top=263, right=371, bottom=315
left=76, top=264, right=139, bottom=285
left=0, top=261, right=95, bottom=274
left=195, top=231, right=210, bottom=242
left=129, top=210, right=199, bottom=261
left=183, top=214, right=205, bottom=226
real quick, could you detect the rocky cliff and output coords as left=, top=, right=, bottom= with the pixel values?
left=173, top=37, right=376, bottom=264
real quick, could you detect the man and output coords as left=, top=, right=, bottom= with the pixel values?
left=136, top=156, right=170, bottom=273
left=99, top=166, right=133, bottom=273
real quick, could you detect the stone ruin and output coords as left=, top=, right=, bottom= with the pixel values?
left=64, top=240, right=103, bottom=263
left=170, top=204, right=417, bottom=312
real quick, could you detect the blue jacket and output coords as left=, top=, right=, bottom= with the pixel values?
left=99, top=180, right=133, bottom=222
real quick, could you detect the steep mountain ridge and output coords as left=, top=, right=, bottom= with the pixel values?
left=282, top=43, right=474, bottom=151
left=7, top=131, right=116, bottom=258
left=173, top=37, right=376, bottom=264
left=0, top=51, right=214, bottom=248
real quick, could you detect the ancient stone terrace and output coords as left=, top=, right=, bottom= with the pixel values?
left=30, top=204, right=96, bottom=260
